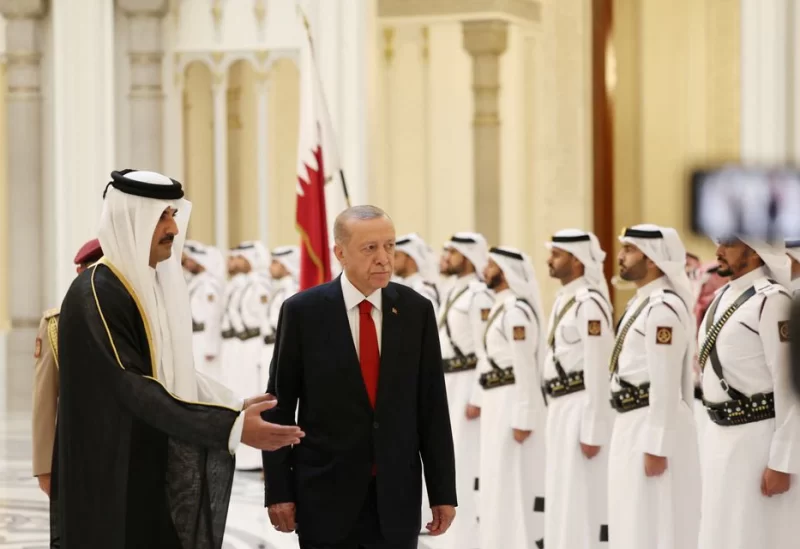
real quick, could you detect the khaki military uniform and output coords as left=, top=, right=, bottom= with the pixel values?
left=32, top=308, right=60, bottom=477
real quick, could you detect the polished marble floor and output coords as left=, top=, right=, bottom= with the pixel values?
left=0, top=411, right=442, bottom=549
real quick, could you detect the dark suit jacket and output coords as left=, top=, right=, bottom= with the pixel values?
left=262, top=277, right=457, bottom=543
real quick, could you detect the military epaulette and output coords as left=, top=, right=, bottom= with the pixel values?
left=575, top=287, right=593, bottom=303
left=648, top=288, right=667, bottom=305
left=468, top=280, right=489, bottom=294
left=755, top=277, right=789, bottom=298
left=43, top=307, right=60, bottom=320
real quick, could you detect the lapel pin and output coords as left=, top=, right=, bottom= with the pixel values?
left=392, top=307, right=398, bottom=315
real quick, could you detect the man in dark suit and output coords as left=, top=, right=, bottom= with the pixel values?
left=263, top=205, right=458, bottom=549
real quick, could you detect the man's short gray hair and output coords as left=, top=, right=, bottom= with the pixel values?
left=333, top=205, right=391, bottom=244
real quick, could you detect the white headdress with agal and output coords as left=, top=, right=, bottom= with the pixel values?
left=489, top=246, right=546, bottom=363
left=546, top=229, right=610, bottom=302
left=445, top=232, right=489, bottom=279
left=232, top=241, right=270, bottom=275
left=98, top=170, right=200, bottom=401
left=786, top=238, right=800, bottom=264
left=184, top=240, right=225, bottom=282
left=619, top=224, right=696, bottom=310
left=271, top=245, right=301, bottom=281
left=396, top=233, right=438, bottom=281
left=741, top=238, right=792, bottom=289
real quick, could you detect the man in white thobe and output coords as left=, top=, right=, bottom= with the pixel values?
left=543, top=230, right=614, bottom=549
left=471, top=246, right=547, bottom=548
left=608, top=225, right=700, bottom=549
left=182, top=241, right=224, bottom=383
left=435, top=232, right=493, bottom=549
left=395, top=233, right=440, bottom=317
left=261, top=245, right=300, bottom=390
left=698, top=237, right=800, bottom=549
left=228, top=241, right=272, bottom=471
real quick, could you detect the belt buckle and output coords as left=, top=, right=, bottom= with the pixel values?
left=719, top=379, right=730, bottom=393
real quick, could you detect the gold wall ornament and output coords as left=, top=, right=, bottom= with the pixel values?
left=211, top=51, right=225, bottom=66
left=211, top=0, right=223, bottom=34
left=254, top=0, right=266, bottom=26
left=383, top=27, right=395, bottom=64
left=421, top=26, right=429, bottom=61
left=255, top=50, right=269, bottom=66
left=212, top=70, right=226, bottom=89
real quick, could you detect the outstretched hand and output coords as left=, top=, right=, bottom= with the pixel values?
left=241, top=394, right=304, bottom=451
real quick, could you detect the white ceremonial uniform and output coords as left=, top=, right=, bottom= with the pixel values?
left=698, top=267, right=800, bottom=549
left=220, top=273, right=248, bottom=389
left=233, top=273, right=271, bottom=470
left=188, top=271, right=223, bottom=382
left=260, top=275, right=298, bottom=390
left=544, top=278, right=614, bottom=549
left=402, top=272, right=440, bottom=319
left=607, top=277, right=701, bottom=549
left=473, top=289, right=546, bottom=549
left=435, top=273, right=492, bottom=549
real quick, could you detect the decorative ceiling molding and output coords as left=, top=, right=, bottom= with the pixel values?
left=378, top=0, right=541, bottom=24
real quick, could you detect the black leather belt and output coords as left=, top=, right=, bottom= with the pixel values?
left=221, top=328, right=236, bottom=339
left=704, top=392, right=775, bottom=426
left=610, top=383, right=650, bottom=413
left=236, top=327, right=261, bottom=341
left=192, top=321, right=205, bottom=333
left=544, top=370, right=586, bottom=398
left=480, top=364, right=515, bottom=390
left=694, top=385, right=704, bottom=401
left=442, top=353, right=478, bottom=373
left=263, top=333, right=277, bottom=345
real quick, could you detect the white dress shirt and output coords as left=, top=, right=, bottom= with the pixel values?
left=341, top=272, right=383, bottom=357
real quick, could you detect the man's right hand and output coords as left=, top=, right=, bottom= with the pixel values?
left=268, top=502, right=297, bottom=533
left=37, top=473, right=51, bottom=497
left=241, top=394, right=305, bottom=451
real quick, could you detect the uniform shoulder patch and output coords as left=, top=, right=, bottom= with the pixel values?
left=779, top=320, right=790, bottom=342
left=656, top=326, right=673, bottom=345
left=588, top=320, right=602, bottom=336
left=34, top=337, right=42, bottom=358
left=480, top=308, right=490, bottom=322
left=513, top=325, right=526, bottom=341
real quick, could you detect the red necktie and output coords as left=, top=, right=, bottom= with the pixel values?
left=358, top=300, right=380, bottom=409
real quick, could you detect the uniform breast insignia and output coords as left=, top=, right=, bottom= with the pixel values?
left=34, top=337, right=42, bottom=358
left=779, top=320, right=790, bottom=342
left=656, top=326, right=673, bottom=345
left=260, top=295, right=268, bottom=304
left=207, top=294, right=215, bottom=302
left=513, top=326, right=526, bottom=341
left=481, top=308, right=490, bottom=321
left=588, top=320, right=602, bottom=336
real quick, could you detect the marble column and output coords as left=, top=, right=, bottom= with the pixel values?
left=0, top=0, right=47, bottom=410
left=117, top=0, right=168, bottom=170
left=255, top=69, right=270, bottom=246
left=463, top=20, right=507, bottom=245
left=740, top=0, right=790, bottom=163
left=212, top=70, right=229, bottom=249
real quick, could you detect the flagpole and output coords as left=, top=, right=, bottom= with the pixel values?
left=339, top=169, right=352, bottom=208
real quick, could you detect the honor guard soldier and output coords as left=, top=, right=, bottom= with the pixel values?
left=182, top=241, right=224, bottom=383
left=220, top=248, right=249, bottom=390
left=395, top=233, right=441, bottom=316
left=437, top=232, right=493, bottom=549
left=261, top=245, right=300, bottom=389
left=543, top=230, right=614, bottom=549
left=471, top=246, right=547, bottom=548
left=785, top=238, right=800, bottom=294
left=608, top=225, right=700, bottom=549
left=228, top=241, right=272, bottom=471
left=33, top=238, right=103, bottom=548
left=698, top=238, right=800, bottom=549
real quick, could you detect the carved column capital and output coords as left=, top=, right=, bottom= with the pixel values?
left=462, top=20, right=509, bottom=58
left=0, top=0, right=47, bottom=19
left=115, top=0, right=168, bottom=16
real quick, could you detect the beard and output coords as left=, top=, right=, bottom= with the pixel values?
left=716, top=261, right=733, bottom=277
left=486, top=273, right=504, bottom=290
left=619, top=258, right=647, bottom=281
left=394, top=265, right=409, bottom=278
left=445, top=263, right=463, bottom=276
